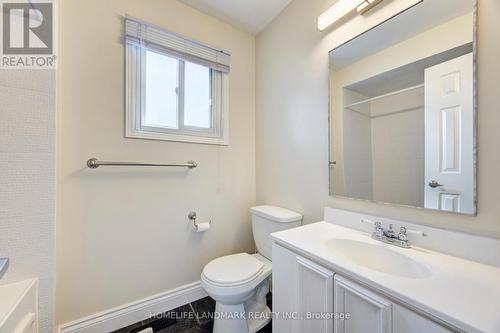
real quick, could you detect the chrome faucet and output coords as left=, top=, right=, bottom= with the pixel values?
left=372, top=223, right=411, bottom=248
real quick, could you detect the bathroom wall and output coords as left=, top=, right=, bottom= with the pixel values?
left=342, top=90, right=373, bottom=200
left=256, top=0, right=500, bottom=237
left=57, top=0, right=255, bottom=325
left=340, top=87, right=425, bottom=207
left=371, top=88, right=425, bottom=207
left=0, top=69, right=55, bottom=332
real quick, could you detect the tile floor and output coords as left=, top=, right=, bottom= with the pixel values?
left=111, top=293, right=272, bottom=333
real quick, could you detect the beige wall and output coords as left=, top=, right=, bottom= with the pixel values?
left=371, top=89, right=425, bottom=207
left=57, top=0, right=255, bottom=324
left=256, top=0, right=500, bottom=237
left=342, top=90, right=373, bottom=200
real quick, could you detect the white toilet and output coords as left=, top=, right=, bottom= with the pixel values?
left=201, top=205, right=302, bottom=333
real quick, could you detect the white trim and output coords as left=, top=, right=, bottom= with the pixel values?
left=58, top=281, right=207, bottom=333
left=125, top=130, right=229, bottom=145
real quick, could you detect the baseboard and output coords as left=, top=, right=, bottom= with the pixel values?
left=58, top=281, right=207, bottom=333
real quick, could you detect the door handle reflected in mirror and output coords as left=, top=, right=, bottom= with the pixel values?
left=428, top=180, right=444, bottom=188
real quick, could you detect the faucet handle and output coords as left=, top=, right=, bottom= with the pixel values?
left=373, top=221, right=383, bottom=237
left=398, top=226, right=408, bottom=241
left=384, top=223, right=396, bottom=238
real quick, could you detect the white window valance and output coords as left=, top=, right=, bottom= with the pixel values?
left=125, top=16, right=231, bottom=73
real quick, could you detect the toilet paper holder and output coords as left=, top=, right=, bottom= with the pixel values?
left=188, top=211, right=211, bottom=231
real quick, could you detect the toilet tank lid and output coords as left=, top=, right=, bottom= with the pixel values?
left=251, top=205, right=302, bottom=223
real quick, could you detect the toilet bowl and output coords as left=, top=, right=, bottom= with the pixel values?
left=201, top=206, right=302, bottom=333
left=201, top=253, right=272, bottom=333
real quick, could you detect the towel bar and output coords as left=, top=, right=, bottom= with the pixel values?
left=86, top=158, right=197, bottom=169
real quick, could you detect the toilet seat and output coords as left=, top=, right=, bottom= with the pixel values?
left=202, top=253, right=265, bottom=287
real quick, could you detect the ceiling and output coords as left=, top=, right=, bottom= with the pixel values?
left=179, top=0, right=292, bottom=35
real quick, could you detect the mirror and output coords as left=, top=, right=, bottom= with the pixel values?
left=329, top=0, right=476, bottom=215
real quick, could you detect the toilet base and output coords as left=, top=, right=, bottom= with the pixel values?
left=212, top=279, right=271, bottom=333
left=212, top=303, right=271, bottom=333
left=247, top=306, right=271, bottom=333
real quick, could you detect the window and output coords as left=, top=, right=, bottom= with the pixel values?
left=125, top=17, right=229, bottom=145
left=142, top=50, right=214, bottom=131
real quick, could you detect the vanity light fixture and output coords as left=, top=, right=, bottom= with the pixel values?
left=317, top=0, right=384, bottom=31
left=357, top=0, right=384, bottom=15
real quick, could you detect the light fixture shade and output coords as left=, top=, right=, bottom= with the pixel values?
left=317, top=0, right=366, bottom=31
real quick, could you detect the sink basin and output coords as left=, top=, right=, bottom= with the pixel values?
left=326, top=238, right=431, bottom=279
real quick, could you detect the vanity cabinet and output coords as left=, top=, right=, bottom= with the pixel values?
left=272, top=243, right=334, bottom=333
left=295, top=256, right=334, bottom=333
left=392, top=304, right=454, bottom=333
left=272, top=243, right=456, bottom=333
left=334, top=275, right=392, bottom=333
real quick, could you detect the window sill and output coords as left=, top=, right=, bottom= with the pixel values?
left=125, top=128, right=229, bottom=146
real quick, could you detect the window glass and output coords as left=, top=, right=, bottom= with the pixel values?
left=184, top=61, right=212, bottom=129
left=144, top=50, right=179, bottom=129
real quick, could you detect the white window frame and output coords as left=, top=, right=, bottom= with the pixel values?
left=125, top=23, right=229, bottom=145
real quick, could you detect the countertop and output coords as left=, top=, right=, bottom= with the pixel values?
left=0, top=279, right=37, bottom=329
left=271, top=222, right=500, bottom=333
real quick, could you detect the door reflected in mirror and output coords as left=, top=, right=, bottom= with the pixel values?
left=329, top=0, right=476, bottom=215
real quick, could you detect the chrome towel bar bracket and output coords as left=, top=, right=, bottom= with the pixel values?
left=86, top=158, right=197, bottom=169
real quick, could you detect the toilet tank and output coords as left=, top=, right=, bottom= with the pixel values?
left=251, top=205, right=302, bottom=260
